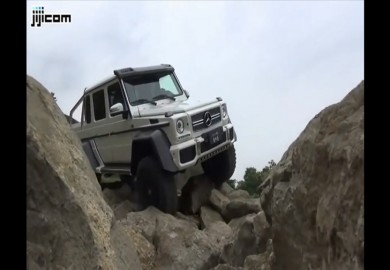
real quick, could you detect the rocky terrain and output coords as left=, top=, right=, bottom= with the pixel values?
left=27, top=75, right=364, bottom=270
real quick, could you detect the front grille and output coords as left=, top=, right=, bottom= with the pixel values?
left=191, top=107, right=221, bottom=132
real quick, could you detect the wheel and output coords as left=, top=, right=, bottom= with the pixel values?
left=201, top=144, right=236, bottom=188
left=135, top=156, right=178, bottom=214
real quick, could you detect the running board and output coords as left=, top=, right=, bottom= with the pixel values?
left=97, top=166, right=131, bottom=175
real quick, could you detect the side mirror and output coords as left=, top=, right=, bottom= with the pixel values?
left=110, top=103, right=124, bottom=116
left=183, top=89, right=190, bottom=98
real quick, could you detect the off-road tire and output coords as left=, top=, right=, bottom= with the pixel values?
left=135, top=156, right=177, bottom=214
left=202, top=145, right=236, bottom=188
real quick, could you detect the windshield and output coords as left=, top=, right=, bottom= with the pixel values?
left=122, top=72, right=183, bottom=106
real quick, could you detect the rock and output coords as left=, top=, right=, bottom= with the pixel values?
left=200, top=206, right=225, bottom=229
left=110, top=222, right=144, bottom=269
left=244, top=253, right=269, bottom=270
left=26, top=75, right=142, bottom=269
left=210, top=189, right=230, bottom=214
left=222, top=198, right=262, bottom=221
left=118, top=220, right=156, bottom=270
left=153, top=211, right=222, bottom=270
left=204, top=221, right=234, bottom=248
left=219, top=182, right=235, bottom=196
left=125, top=206, right=163, bottom=242
left=226, top=189, right=250, bottom=200
left=259, top=81, right=364, bottom=270
left=221, top=214, right=265, bottom=267
left=211, top=264, right=244, bottom=270
left=180, top=175, right=214, bottom=214
left=228, top=214, right=256, bottom=234
left=244, top=239, right=274, bottom=270
left=253, top=211, right=271, bottom=240
left=113, top=200, right=139, bottom=220
left=125, top=206, right=228, bottom=270
left=175, top=212, right=201, bottom=228
left=102, top=183, right=133, bottom=207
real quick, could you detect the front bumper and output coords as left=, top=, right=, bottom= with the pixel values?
left=170, top=123, right=236, bottom=170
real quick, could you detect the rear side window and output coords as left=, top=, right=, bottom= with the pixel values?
left=84, top=95, right=91, bottom=124
left=93, top=90, right=106, bottom=121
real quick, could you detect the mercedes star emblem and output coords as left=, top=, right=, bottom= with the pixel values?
left=203, top=111, right=212, bottom=127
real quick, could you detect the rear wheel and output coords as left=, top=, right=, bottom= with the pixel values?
left=202, top=145, right=236, bottom=188
left=135, top=156, right=178, bottom=214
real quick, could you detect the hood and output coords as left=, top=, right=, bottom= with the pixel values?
left=138, top=97, right=220, bottom=117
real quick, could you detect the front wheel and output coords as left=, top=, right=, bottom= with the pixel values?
left=202, top=144, right=236, bottom=188
left=135, top=156, right=178, bottom=214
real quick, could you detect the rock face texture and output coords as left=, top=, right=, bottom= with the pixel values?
left=27, top=75, right=142, bottom=270
left=259, top=81, right=364, bottom=270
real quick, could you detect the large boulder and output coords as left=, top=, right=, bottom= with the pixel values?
left=226, top=189, right=250, bottom=200
left=200, top=206, right=225, bottom=229
left=27, top=75, right=142, bottom=269
left=124, top=206, right=232, bottom=270
left=221, top=214, right=266, bottom=267
left=259, top=81, right=364, bottom=270
left=222, top=198, right=262, bottom=221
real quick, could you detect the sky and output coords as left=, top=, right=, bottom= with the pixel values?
left=27, top=0, right=364, bottom=181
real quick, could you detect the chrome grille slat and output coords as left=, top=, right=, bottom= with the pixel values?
left=191, top=107, right=222, bottom=132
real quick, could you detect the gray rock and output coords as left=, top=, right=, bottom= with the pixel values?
left=125, top=206, right=229, bottom=270
left=210, top=189, right=230, bottom=214
left=244, top=253, right=269, bottom=270
left=175, top=212, right=201, bottom=228
left=221, top=214, right=265, bottom=267
left=243, top=239, right=275, bottom=270
left=125, top=206, right=164, bottom=242
left=259, top=81, right=364, bottom=270
left=228, top=214, right=256, bottom=234
left=179, top=175, right=214, bottom=214
left=200, top=206, right=225, bottom=229
left=227, top=189, right=250, bottom=200
left=113, top=200, right=139, bottom=220
left=27, top=75, right=142, bottom=269
left=212, top=264, right=244, bottom=270
left=103, top=183, right=133, bottom=207
left=204, top=221, right=234, bottom=248
left=153, top=211, right=222, bottom=270
left=253, top=211, right=271, bottom=240
left=219, top=182, right=235, bottom=196
left=117, top=220, right=156, bottom=270
left=222, top=198, right=262, bottom=221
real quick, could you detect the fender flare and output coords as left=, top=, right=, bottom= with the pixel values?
left=131, top=129, right=178, bottom=174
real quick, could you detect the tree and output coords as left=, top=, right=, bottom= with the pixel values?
left=236, top=160, right=276, bottom=196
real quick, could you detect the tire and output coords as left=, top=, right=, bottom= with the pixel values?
left=135, top=156, right=178, bottom=214
left=202, top=144, right=236, bottom=188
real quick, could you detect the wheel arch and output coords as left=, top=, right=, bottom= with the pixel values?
left=131, top=129, right=178, bottom=175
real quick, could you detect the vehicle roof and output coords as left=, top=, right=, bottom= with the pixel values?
left=84, top=64, right=174, bottom=94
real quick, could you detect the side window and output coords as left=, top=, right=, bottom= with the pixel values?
left=108, top=82, right=125, bottom=116
left=84, top=95, right=91, bottom=124
left=92, top=90, right=106, bottom=121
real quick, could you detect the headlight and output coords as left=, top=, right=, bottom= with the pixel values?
left=176, top=119, right=184, bottom=134
left=222, top=104, right=228, bottom=118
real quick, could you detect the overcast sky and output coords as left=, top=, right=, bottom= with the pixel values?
left=27, top=0, right=364, bottom=181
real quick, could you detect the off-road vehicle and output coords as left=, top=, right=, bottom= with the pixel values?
left=69, top=64, right=237, bottom=214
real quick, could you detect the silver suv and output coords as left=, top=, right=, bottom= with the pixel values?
left=69, top=64, right=237, bottom=214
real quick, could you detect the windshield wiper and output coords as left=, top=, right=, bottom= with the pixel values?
left=152, top=94, right=176, bottom=101
left=131, top=99, right=157, bottom=106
